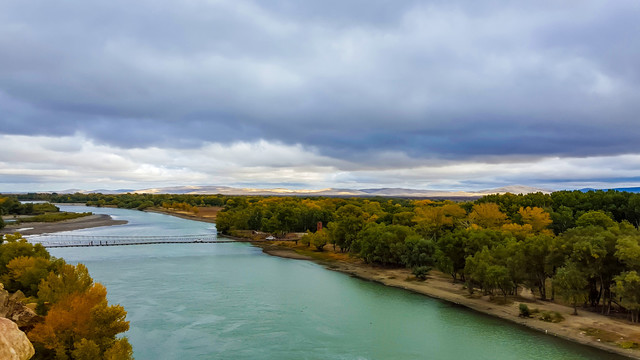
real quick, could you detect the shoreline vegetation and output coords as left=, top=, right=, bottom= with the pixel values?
left=144, top=204, right=640, bottom=358
left=7, top=191, right=640, bottom=358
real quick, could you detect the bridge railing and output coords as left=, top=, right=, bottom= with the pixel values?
left=26, top=234, right=220, bottom=248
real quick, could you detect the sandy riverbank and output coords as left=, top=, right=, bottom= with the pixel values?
left=255, top=242, right=640, bottom=359
left=1, top=214, right=128, bottom=236
left=144, top=207, right=220, bottom=224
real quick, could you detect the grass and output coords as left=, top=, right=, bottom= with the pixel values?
left=580, top=327, right=640, bottom=349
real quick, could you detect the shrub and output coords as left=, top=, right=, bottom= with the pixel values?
left=519, top=303, right=531, bottom=318
left=619, top=341, right=638, bottom=349
left=412, top=266, right=431, bottom=281
left=539, top=311, right=564, bottom=323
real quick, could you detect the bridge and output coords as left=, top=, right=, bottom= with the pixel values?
left=26, top=234, right=248, bottom=248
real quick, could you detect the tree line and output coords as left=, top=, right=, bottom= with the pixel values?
left=14, top=193, right=228, bottom=210
left=0, top=196, right=77, bottom=230
left=216, top=190, right=640, bottom=320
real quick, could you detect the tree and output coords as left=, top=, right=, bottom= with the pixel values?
left=486, top=265, right=513, bottom=300
left=616, top=235, right=640, bottom=270
left=413, top=204, right=465, bottom=238
left=468, top=203, right=508, bottom=229
left=330, top=205, right=367, bottom=252
left=554, top=262, right=588, bottom=315
left=403, top=235, right=435, bottom=269
left=518, top=206, right=552, bottom=234
left=72, top=339, right=101, bottom=360
left=550, top=206, right=575, bottom=235
left=500, top=223, right=533, bottom=241
left=518, top=235, right=554, bottom=300
left=575, top=210, right=616, bottom=229
left=614, top=271, right=640, bottom=322
left=29, top=283, right=131, bottom=359
left=1, top=256, right=51, bottom=297
left=301, top=230, right=329, bottom=251
left=38, top=263, right=93, bottom=305
left=0, top=233, right=50, bottom=273
left=436, top=229, right=469, bottom=281
left=354, top=224, right=413, bottom=266
left=103, top=338, right=133, bottom=360
left=312, top=230, right=329, bottom=251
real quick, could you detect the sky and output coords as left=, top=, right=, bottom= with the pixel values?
left=1, top=0, right=640, bottom=192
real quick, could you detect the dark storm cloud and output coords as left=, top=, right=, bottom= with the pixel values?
left=1, top=0, right=640, bottom=164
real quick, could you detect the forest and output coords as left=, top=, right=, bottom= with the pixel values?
left=211, top=190, right=640, bottom=320
left=8, top=189, right=640, bottom=321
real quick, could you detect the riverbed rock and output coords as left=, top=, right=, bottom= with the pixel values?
left=0, top=284, right=42, bottom=330
left=0, top=317, right=35, bottom=360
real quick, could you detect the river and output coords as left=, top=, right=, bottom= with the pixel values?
left=44, top=205, right=624, bottom=359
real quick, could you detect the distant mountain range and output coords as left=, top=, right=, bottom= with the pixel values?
left=92, top=184, right=551, bottom=198
left=12, top=185, right=640, bottom=197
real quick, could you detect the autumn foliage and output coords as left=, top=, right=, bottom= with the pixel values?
left=0, top=233, right=132, bottom=360
left=29, top=283, right=131, bottom=359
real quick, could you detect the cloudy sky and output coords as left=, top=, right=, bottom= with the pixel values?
left=1, top=0, right=639, bottom=192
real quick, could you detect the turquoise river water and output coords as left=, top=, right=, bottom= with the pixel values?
left=42, top=205, right=625, bottom=360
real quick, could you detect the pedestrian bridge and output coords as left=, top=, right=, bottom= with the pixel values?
left=27, top=234, right=242, bottom=248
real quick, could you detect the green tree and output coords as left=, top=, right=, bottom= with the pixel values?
left=330, top=205, right=366, bottom=252
left=312, top=230, right=329, bottom=251
left=486, top=265, right=513, bottom=300
left=519, top=235, right=554, bottom=300
left=616, top=235, right=640, bottom=270
left=575, top=210, right=616, bottom=229
left=554, top=262, right=588, bottom=315
left=614, top=271, right=640, bottom=322
left=550, top=206, right=575, bottom=234
left=436, top=229, right=469, bottom=281
left=0, top=233, right=50, bottom=273
left=403, top=235, right=435, bottom=269
left=355, top=223, right=413, bottom=266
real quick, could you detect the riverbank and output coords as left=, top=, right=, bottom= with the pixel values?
left=144, top=207, right=220, bottom=224
left=1, top=214, right=128, bottom=236
left=255, top=241, right=640, bottom=359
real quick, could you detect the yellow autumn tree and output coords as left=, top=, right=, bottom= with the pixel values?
left=2, top=256, right=51, bottom=296
left=38, top=263, right=93, bottom=304
left=468, top=203, right=508, bottom=229
left=518, top=206, right=553, bottom=234
left=500, top=223, right=534, bottom=241
left=413, top=203, right=466, bottom=237
left=29, top=283, right=131, bottom=360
